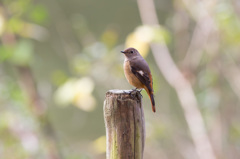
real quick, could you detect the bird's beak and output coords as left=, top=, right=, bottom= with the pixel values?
left=121, top=51, right=125, bottom=54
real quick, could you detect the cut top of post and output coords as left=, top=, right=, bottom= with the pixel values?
left=106, top=89, right=142, bottom=101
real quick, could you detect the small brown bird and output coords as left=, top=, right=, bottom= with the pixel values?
left=121, top=47, right=156, bottom=112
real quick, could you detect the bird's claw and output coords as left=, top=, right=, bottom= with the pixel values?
left=129, top=89, right=137, bottom=97
left=129, top=90, right=136, bottom=98
left=129, top=88, right=142, bottom=100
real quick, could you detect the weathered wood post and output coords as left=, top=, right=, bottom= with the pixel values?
left=104, top=90, right=145, bottom=159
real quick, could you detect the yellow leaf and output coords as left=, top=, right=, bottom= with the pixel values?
left=92, top=136, right=106, bottom=153
left=54, top=77, right=96, bottom=111
left=0, top=12, right=5, bottom=36
left=125, top=33, right=149, bottom=58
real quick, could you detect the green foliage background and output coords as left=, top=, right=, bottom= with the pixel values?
left=0, top=0, right=240, bottom=159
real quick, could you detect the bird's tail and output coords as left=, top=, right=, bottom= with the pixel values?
left=144, top=86, right=156, bottom=112
left=149, top=93, right=156, bottom=112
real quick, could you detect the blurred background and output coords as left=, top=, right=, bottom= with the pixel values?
left=1, top=0, right=240, bottom=159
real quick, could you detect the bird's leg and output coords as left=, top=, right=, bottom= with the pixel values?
left=129, top=88, right=143, bottom=100
left=139, top=90, right=143, bottom=98
left=135, top=88, right=143, bottom=100
left=129, top=88, right=138, bottom=98
left=135, top=88, right=143, bottom=97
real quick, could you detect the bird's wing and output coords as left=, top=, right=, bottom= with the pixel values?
left=130, top=58, right=155, bottom=112
left=130, top=63, right=153, bottom=93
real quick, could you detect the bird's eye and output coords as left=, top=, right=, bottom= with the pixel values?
left=130, top=51, right=133, bottom=53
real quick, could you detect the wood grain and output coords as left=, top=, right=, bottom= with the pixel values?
left=104, top=90, right=145, bottom=159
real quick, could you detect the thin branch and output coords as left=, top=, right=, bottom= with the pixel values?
left=17, top=66, right=63, bottom=159
left=183, top=18, right=214, bottom=68
left=221, top=62, right=240, bottom=100
left=136, top=0, right=217, bottom=159
left=182, top=0, right=216, bottom=69
left=0, top=14, right=62, bottom=157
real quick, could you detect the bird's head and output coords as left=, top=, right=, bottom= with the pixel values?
left=121, top=47, right=140, bottom=59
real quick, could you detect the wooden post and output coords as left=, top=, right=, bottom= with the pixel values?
left=104, top=90, right=145, bottom=159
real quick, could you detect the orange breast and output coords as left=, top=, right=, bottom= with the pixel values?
left=124, top=60, right=144, bottom=89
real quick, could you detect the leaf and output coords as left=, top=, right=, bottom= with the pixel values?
left=7, top=17, right=25, bottom=34
left=0, top=45, right=14, bottom=62
left=54, top=77, right=96, bottom=111
left=125, top=25, right=171, bottom=57
left=10, top=40, right=33, bottom=66
left=92, top=136, right=106, bottom=153
left=101, top=29, right=118, bottom=49
left=126, top=33, right=150, bottom=58
left=28, top=5, right=48, bottom=24
left=0, top=13, right=5, bottom=36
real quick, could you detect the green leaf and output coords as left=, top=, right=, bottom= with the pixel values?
left=0, top=45, right=14, bottom=62
left=7, top=17, right=25, bottom=33
left=29, top=5, right=48, bottom=24
left=153, top=26, right=171, bottom=44
left=10, top=40, right=33, bottom=66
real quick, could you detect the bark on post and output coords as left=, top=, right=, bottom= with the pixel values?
left=104, top=89, right=145, bottom=159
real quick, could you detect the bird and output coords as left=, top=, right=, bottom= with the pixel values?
left=121, top=47, right=156, bottom=112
